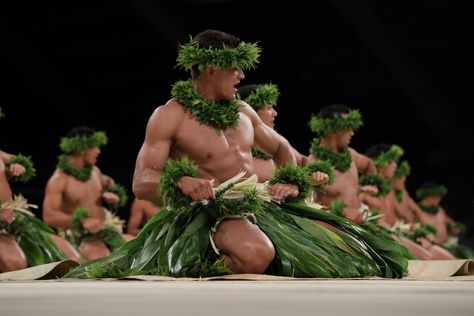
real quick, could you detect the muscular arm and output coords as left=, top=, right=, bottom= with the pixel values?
left=133, top=102, right=183, bottom=201
left=351, top=148, right=376, bottom=174
left=42, top=174, right=73, bottom=229
left=441, top=208, right=455, bottom=226
left=445, top=216, right=456, bottom=227
left=0, top=159, right=13, bottom=202
left=395, top=203, right=414, bottom=223
left=96, top=167, right=116, bottom=189
left=0, top=150, right=14, bottom=163
left=292, top=146, right=309, bottom=166
left=127, top=199, right=145, bottom=236
left=240, top=102, right=296, bottom=167
left=407, top=196, right=427, bottom=223
left=443, top=209, right=461, bottom=236
left=359, top=192, right=382, bottom=210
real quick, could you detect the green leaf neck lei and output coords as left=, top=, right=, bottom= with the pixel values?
left=171, top=80, right=241, bottom=131
left=310, top=140, right=352, bottom=172
left=418, top=204, right=440, bottom=215
left=57, top=154, right=93, bottom=182
left=395, top=190, right=404, bottom=203
left=251, top=148, right=271, bottom=161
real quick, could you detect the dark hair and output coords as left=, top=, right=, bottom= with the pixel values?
left=317, top=104, right=350, bottom=119
left=191, top=29, right=241, bottom=79
left=237, top=84, right=258, bottom=100
left=365, top=143, right=391, bottom=159
left=67, top=126, right=96, bottom=138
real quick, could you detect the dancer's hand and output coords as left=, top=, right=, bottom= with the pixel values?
left=82, top=217, right=103, bottom=234
left=416, top=237, right=432, bottom=250
left=359, top=185, right=378, bottom=196
left=268, top=183, right=299, bottom=201
left=311, top=172, right=329, bottom=186
left=343, top=207, right=365, bottom=224
left=0, top=208, right=15, bottom=224
left=102, top=191, right=120, bottom=204
left=177, top=176, right=216, bottom=201
left=6, top=163, right=25, bottom=177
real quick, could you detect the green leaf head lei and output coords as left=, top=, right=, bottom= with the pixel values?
left=59, top=131, right=108, bottom=154
left=416, top=184, right=448, bottom=201
left=241, top=83, right=280, bottom=111
left=372, top=145, right=404, bottom=167
left=309, top=109, right=363, bottom=136
left=394, top=160, right=411, bottom=179
left=176, top=36, right=261, bottom=72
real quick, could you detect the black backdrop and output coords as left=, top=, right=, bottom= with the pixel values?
left=1, top=1, right=473, bottom=239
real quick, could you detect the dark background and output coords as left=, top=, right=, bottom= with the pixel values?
left=1, top=1, right=473, bottom=240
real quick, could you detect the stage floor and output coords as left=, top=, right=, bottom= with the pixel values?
left=1, top=279, right=473, bottom=316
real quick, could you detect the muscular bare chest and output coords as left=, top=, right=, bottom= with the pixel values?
left=172, top=113, right=254, bottom=182
left=398, top=199, right=416, bottom=221
left=62, top=172, right=103, bottom=213
left=425, top=212, right=446, bottom=228
left=324, top=162, right=359, bottom=198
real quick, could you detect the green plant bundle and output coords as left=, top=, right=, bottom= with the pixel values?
left=412, top=223, right=438, bottom=240
left=6, top=154, right=36, bottom=183
left=159, top=157, right=198, bottom=211
left=359, top=174, right=391, bottom=197
left=329, top=199, right=347, bottom=217
left=305, top=160, right=335, bottom=192
left=269, top=165, right=313, bottom=202
left=105, top=184, right=128, bottom=209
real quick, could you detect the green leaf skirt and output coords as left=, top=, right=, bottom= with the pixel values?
left=65, top=201, right=410, bottom=279
left=1, top=214, right=67, bottom=267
